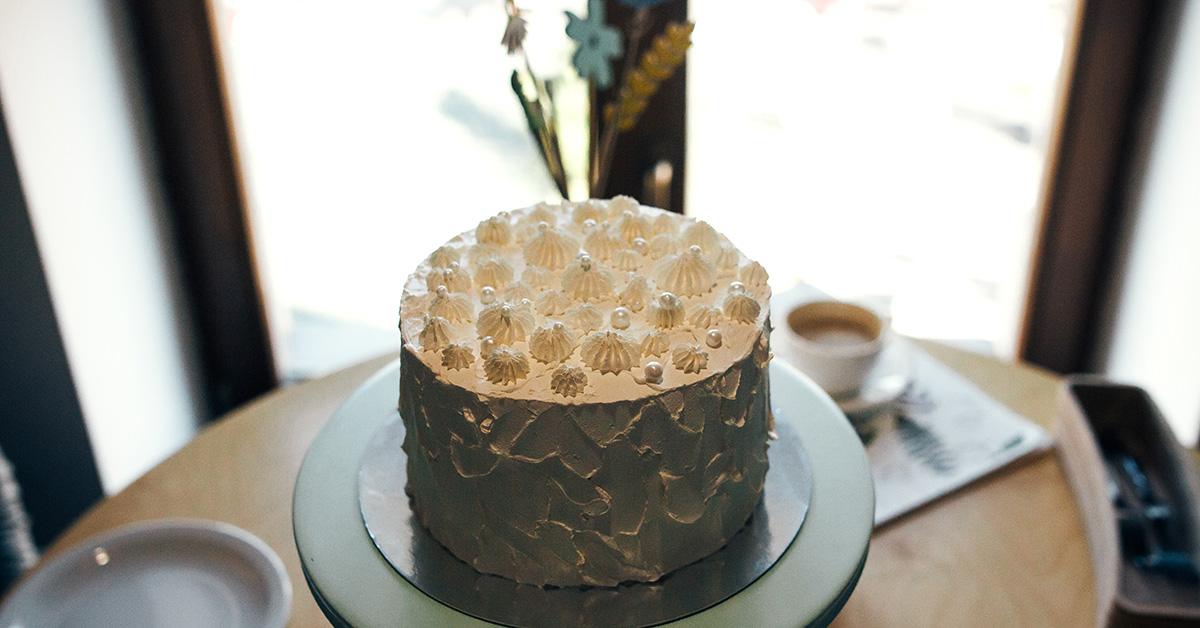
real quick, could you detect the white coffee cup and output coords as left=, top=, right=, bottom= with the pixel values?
left=782, top=300, right=886, bottom=397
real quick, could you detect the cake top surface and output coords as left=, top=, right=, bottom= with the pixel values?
left=399, top=197, right=771, bottom=403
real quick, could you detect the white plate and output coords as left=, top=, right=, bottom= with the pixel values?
left=0, top=520, right=291, bottom=628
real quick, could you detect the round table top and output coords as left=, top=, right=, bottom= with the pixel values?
left=27, top=341, right=1097, bottom=627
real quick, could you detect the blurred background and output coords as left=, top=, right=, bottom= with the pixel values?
left=1, top=0, right=1197, bottom=551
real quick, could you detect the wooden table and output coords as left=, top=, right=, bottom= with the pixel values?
left=32, top=342, right=1095, bottom=627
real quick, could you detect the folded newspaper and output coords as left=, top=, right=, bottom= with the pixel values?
left=772, top=286, right=1054, bottom=525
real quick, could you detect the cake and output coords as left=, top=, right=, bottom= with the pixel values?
left=397, top=197, right=773, bottom=587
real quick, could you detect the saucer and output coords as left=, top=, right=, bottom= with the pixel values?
left=830, top=337, right=912, bottom=419
left=0, top=520, right=291, bottom=628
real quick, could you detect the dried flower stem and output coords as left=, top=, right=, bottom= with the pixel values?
left=609, top=20, right=694, bottom=133
left=505, top=0, right=568, bottom=197
left=591, top=8, right=651, bottom=197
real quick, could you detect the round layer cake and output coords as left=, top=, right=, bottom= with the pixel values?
left=397, top=197, right=773, bottom=587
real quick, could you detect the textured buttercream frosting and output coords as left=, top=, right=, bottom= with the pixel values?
left=398, top=198, right=772, bottom=587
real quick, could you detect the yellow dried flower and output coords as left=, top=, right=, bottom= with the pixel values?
left=606, top=21, right=694, bottom=133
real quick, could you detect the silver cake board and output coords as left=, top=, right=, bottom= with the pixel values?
left=294, top=360, right=874, bottom=627
left=358, top=410, right=813, bottom=627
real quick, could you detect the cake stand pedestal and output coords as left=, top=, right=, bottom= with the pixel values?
left=293, top=361, right=873, bottom=627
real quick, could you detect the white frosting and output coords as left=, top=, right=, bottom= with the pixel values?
left=649, top=291, right=686, bottom=329
left=612, top=248, right=643, bottom=272
left=681, top=220, right=720, bottom=252
left=617, top=276, right=651, bottom=312
left=648, top=233, right=678, bottom=260
left=655, top=246, right=717, bottom=297
left=615, top=210, right=651, bottom=244
left=609, top=195, right=640, bottom=216
left=429, top=245, right=459, bottom=268
left=582, top=226, right=622, bottom=261
left=521, top=265, right=553, bottom=290
left=418, top=315, right=452, bottom=352
left=425, top=266, right=471, bottom=293
left=724, top=292, right=762, bottom=324
left=524, top=224, right=579, bottom=270
left=476, top=302, right=535, bottom=345
left=572, top=200, right=606, bottom=225
left=535, top=290, right=572, bottom=316
left=529, top=322, right=576, bottom=364
left=580, top=330, right=639, bottom=375
left=549, top=364, right=587, bottom=397
left=474, top=258, right=514, bottom=290
left=715, top=246, right=740, bottom=275
left=428, top=287, right=473, bottom=323
left=524, top=203, right=558, bottom=227
left=740, top=260, right=770, bottom=287
left=399, top=200, right=771, bottom=404
left=476, top=215, right=513, bottom=245
left=568, top=303, right=605, bottom=333
left=672, top=344, right=709, bottom=374
left=483, top=347, right=530, bottom=384
left=560, top=255, right=615, bottom=302
left=689, top=305, right=723, bottom=329
left=641, top=330, right=671, bottom=357
left=441, top=343, right=475, bottom=370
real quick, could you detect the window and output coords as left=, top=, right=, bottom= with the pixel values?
left=211, top=0, right=577, bottom=379
left=213, top=0, right=1073, bottom=377
left=688, top=0, right=1073, bottom=356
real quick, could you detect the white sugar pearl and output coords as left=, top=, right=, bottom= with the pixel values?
left=706, top=329, right=723, bottom=348
left=480, top=336, right=495, bottom=355
left=658, top=292, right=679, bottom=307
left=537, top=221, right=549, bottom=233
left=644, top=361, right=664, bottom=384
left=448, top=261, right=460, bottom=271
left=583, top=218, right=597, bottom=232
left=729, top=281, right=746, bottom=295
left=689, top=244, right=703, bottom=256
left=611, top=307, right=631, bottom=330
left=436, top=285, right=448, bottom=298
left=632, top=237, right=647, bottom=254
left=480, top=286, right=496, bottom=304
left=579, top=254, right=593, bottom=271
left=500, top=304, right=512, bottom=316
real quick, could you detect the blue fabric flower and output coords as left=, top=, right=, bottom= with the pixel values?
left=565, top=0, right=622, bottom=88
left=617, top=0, right=672, bottom=7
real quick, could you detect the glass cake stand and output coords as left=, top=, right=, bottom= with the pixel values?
left=293, top=361, right=874, bottom=627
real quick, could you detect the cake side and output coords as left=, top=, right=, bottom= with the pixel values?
left=399, top=325, right=771, bottom=586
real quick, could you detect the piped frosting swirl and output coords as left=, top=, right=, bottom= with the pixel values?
left=428, top=286, right=473, bottom=323
left=672, top=344, right=709, bottom=374
left=524, top=223, right=579, bottom=270
left=529, top=322, right=576, bottom=364
left=655, top=245, right=716, bottom=297
left=418, top=315, right=452, bottom=352
left=476, top=302, right=535, bottom=344
left=484, top=348, right=529, bottom=385
left=580, top=330, right=639, bottom=375
left=561, top=255, right=614, bottom=302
